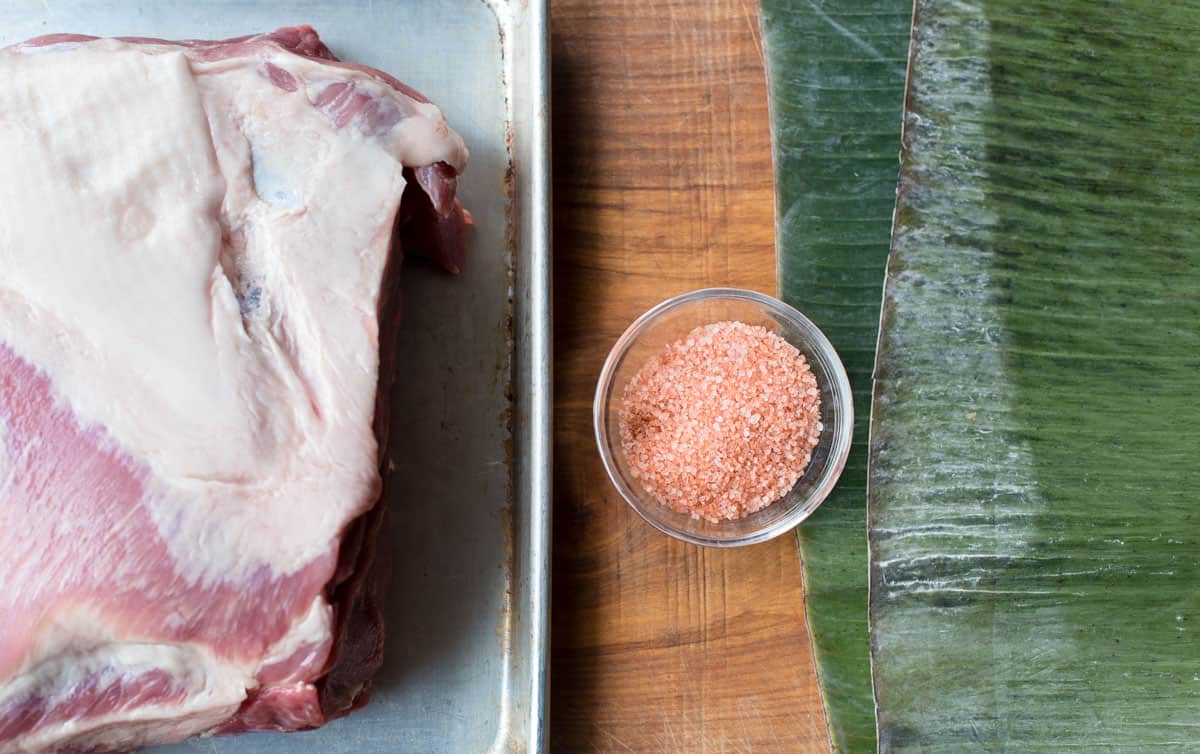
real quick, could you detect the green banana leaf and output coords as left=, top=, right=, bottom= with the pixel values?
left=759, top=1, right=910, bottom=751
left=870, top=0, right=1200, bottom=749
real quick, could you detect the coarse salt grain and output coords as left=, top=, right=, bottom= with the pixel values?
left=618, top=320, right=823, bottom=523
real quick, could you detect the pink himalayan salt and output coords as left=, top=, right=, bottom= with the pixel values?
left=618, top=320, right=822, bottom=523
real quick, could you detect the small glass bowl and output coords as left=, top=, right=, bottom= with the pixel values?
left=594, top=288, right=853, bottom=547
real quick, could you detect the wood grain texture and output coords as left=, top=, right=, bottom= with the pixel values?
left=550, top=1, right=830, bottom=751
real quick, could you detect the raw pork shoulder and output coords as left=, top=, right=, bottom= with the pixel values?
left=0, top=26, right=469, bottom=753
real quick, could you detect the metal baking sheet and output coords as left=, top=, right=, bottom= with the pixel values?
left=0, top=1, right=550, bottom=752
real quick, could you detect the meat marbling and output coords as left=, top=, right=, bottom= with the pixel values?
left=0, top=26, right=469, bottom=753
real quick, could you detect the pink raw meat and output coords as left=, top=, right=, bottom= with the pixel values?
left=0, top=26, right=468, bottom=753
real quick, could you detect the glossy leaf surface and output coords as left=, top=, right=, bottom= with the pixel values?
left=870, top=0, right=1200, bottom=748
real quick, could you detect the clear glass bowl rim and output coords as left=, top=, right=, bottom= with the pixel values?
left=593, top=287, right=855, bottom=547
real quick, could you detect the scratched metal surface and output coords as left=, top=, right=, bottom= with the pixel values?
left=0, top=1, right=550, bottom=752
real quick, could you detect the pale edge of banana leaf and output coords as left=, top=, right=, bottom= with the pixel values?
left=759, top=1, right=911, bottom=751
left=869, top=0, right=1200, bottom=750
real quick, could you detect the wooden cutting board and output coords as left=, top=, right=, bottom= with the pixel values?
left=549, top=0, right=830, bottom=750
